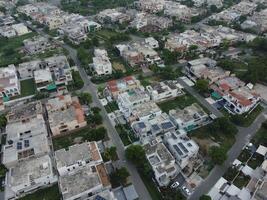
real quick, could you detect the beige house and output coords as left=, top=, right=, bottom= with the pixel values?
left=46, top=95, right=87, bottom=136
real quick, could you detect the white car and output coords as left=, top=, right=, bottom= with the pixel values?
left=182, top=186, right=191, bottom=195
left=171, top=181, right=180, bottom=188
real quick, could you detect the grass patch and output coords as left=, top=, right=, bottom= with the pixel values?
left=157, top=93, right=197, bottom=113
left=19, top=184, right=61, bottom=200
left=251, top=121, right=267, bottom=146
left=115, top=125, right=132, bottom=146
left=223, top=167, right=239, bottom=182
left=20, top=78, right=37, bottom=97
left=105, top=101, right=119, bottom=113
left=0, top=32, right=36, bottom=67
left=233, top=173, right=250, bottom=189
left=237, top=149, right=252, bottom=163
left=52, top=126, right=106, bottom=150
left=247, top=154, right=264, bottom=169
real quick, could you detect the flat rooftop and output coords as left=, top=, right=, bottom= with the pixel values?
left=59, top=166, right=102, bottom=200
left=8, top=155, right=53, bottom=188
left=55, top=142, right=101, bottom=169
left=7, top=101, right=43, bottom=123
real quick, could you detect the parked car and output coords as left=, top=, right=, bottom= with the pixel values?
left=171, top=181, right=180, bottom=188
left=182, top=186, right=191, bottom=195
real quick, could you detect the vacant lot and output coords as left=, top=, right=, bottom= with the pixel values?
left=20, top=78, right=37, bottom=97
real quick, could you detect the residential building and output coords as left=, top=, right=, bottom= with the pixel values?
left=2, top=116, right=49, bottom=167
left=11, top=23, right=29, bottom=36
left=6, top=101, right=43, bottom=123
left=0, top=65, right=20, bottom=100
left=59, top=164, right=111, bottom=200
left=164, top=131, right=199, bottom=169
left=132, top=113, right=176, bottom=141
left=129, top=102, right=162, bottom=122
left=46, top=95, right=87, bottom=136
left=92, top=49, right=112, bottom=76
left=106, top=76, right=141, bottom=98
left=18, top=55, right=72, bottom=90
left=146, top=80, right=183, bottom=102
left=5, top=155, right=57, bottom=199
left=144, top=37, right=159, bottom=49
left=169, top=103, right=210, bottom=131
left=55, top=142, right=102, bottom=176
left=223, top=86, right=260, bottom=114
left=143, top=138, right=179, bottom=186
left=23, top=36, right=50, bottom=54
left=135, top=0, right=165, bottom=13
left=117, top=88, right=150, bottom=119
left=97, top=8, right=131, bottom=24
left=164, top=1, right=192, bottom=23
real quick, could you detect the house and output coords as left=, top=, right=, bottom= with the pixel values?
left=17, top=55, right=72, bottom=90
left=106, top=76, right=142, bottom=98
left=164, top=2, right=192, bottom=23
left=135, top=0, right=165, bottom=13
left=144, top=37, right=159, bottom=49
left=164, top=131, right=199, bottom=169
left=117, top=88, right=150, bottom=119
left=0, top=65, right=20, bottom=99
left=143, top=138, right=179, bottom=186
left=0, top=26, right=16, bottom=38
left=129, top=102, right=162, bottom=122
left=34, top=69, right=54, bottom=92
left=11, top=23, right=29, bottom=36
left=223, top=86, right=260, bottom=114
left=2, top=116, right=49, bottom=168
left=46, top=95, right=87, bottom=136
left=131, top=112, right=176, bottom=141
left=59, top=164, right=111, bottom=200
left=23, top=36, right=50, bottom=54
left=169, top=103, right=210, bottom=131
left=97, top=8, right=130, bottom=24
left=6, top=101, right=43, bottom=123
left=92, top=49, right=112, bottom=76
left=5, top=155, right=57, bottom=200
left=55, top=142, right=102, bottom=176
left=146, top=80, right=183, bottom=102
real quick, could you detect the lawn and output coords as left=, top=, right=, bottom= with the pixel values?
left=233, top=173, right=250, bottom=189
left=20, top=78, right=37, bottom=97
left=247, top=154, right=264, bottom=169
left=19, top=184, right=61, bottom=200
left=223, top=167, right=239, bottom=182
left=237, top=149, right=252, bottom=163
left=115, top=125, right=132, bottom=146
left=0, top=32, right=36, bottom=67
left=251, top=121, right=267, bottom=146
left=52, top=126, right=106, bottom=150
left=157, top=93, right=197, bottom=113
left=105, top=101, right=119, bottom=113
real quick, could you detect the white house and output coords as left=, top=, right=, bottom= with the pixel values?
left=0, top=65, right=20, bottom=99
left=92, top=49, right=112, bottom=76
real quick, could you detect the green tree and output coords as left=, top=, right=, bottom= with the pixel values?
left=104, top=146, right=118, bottom=161
left=126, top=145, right=146, bottom=167
left=200, top=195, right=212, bottom=200
left=116, top=167, right=130, bottom=185
left=78, top=92, right=92, bottom=105
left=209, top=146, right=227, bottom=165
left=195, top=79, right=209, bottom=94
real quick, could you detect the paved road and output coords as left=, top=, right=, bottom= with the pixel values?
left=63, top=44, right=153, bottom=200
left=189, top=109, right=267, bottom=200
left=177, top=78, right=223, bottom=118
